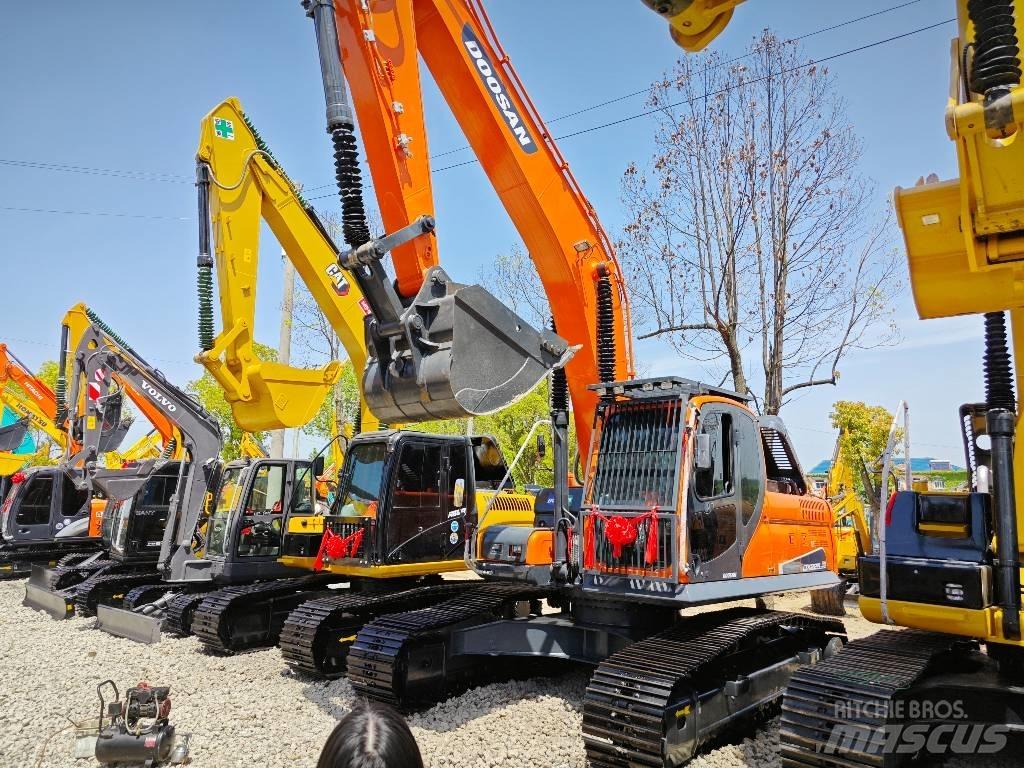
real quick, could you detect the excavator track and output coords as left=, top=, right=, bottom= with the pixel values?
left=73, top=572, right=161, bottom=617
left=163, top=590, right=211, bottom=636
left=0, top=543, right=102, bottom=580
left=347, top=584, right=550, bottom=708
left=40, top=558, right=117, bottom=591
left=280, top=581, right=482, bottom=679
left=779, top=629, right=965, bottom=768
left=192, top=574, right=343, bottom=653
left=582, top=608, right=846, bottom=768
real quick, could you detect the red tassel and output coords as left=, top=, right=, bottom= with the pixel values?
left=644, top=506, right=660, bottom=566
left=314, top=528, right=340, bottom=571
left=583, top=516, right=596, bottom=569
left=347, top=528, right=364, bottom=558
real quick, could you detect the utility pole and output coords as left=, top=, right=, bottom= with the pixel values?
left=271, top=251, right=294, bottom=458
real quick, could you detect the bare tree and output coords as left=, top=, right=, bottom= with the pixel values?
left=619, top=31, right=900, bottom=414
left=478, top=244, right=550, bottom=329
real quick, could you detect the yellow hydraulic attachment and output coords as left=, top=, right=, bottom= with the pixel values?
left=103, top=430, right=167, bottom=468
left=824, top=433, right=872, bottom=576
left=194, top=97, right=378, bottom=433
left=239, top=432, right=268, bottom=459
left=641, top=0, right=746, bottom=51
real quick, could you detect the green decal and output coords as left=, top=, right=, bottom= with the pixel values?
left=214, top=118, right=235, bottom=140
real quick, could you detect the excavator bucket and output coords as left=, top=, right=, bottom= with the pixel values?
left=0, top=418, right=29, bottom=453
left=227, top=361, right=342, bottom=433
left=363, top=273, right=574, bottom=423
left=91, top=460, right=159, bottom=502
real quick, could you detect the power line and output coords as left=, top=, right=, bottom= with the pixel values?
left=2, top=14, right=955, bottom=219
left=0, top=205, right=190, bottom=221
left=0, top=158, right=191, bottom=183
left=0, top=1, right=935, bottom=193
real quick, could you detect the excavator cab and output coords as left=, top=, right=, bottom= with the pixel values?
left=203, top=458, right=311, bottom=582
left=293, top=431, right=532, bottom=575
left=0, top=466, right=105, bottom=577
left=104, top=463, right=184, bottom=565
left=475, top=377, right=838, bottom=600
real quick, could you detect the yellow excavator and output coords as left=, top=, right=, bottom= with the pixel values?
left=637, top=1, right=1024, bottom=764
left=184, top=101, right=534, bottom=655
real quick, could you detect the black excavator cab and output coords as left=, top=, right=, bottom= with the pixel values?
left=203, top=458, right=313, bottom=582
left=104, top=463, right=184, bottom=565
left=0, top=466, right=98, bottom=546
left=0, top=466, right=106, bottom=578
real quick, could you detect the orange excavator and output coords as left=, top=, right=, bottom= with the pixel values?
left=258, top=6, right=847, bottom=763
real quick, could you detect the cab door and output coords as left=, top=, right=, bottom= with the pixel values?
left=235, top=461, right=289, bottom=559
left=8, top=471, right=57, bottom=543
left=385, top=438, right=449, bottom=564
left=687, top=403, right=764, bottom=581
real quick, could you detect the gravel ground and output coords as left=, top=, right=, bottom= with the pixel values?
left=0, top=581, right=1014, bottom=768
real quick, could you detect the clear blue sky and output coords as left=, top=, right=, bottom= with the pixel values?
left=0, top=1, right=979, bottom=467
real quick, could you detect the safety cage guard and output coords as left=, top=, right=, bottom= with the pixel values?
left=579, top=385, right=689, bottom=583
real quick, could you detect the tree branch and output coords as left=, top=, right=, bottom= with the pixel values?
left=637, top=323, right=717, bottom=340
left=781, top=375, right=838, bottom=397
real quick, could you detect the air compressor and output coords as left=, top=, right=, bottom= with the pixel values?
left=76, top=680, right=189, bottom=766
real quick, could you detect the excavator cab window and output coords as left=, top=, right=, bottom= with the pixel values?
left=237, top=462, right=286, bottom=558
left=336, top=441, right=387, bottom=517
left=15, top=474, right=53, bottom=527
left=110, top=467, right=181, bottom=559
left=61, top=472, right=90, bottom=519
left=694, top=413, right=734, bottom=500
left=207, top=466, right=245, bottom=557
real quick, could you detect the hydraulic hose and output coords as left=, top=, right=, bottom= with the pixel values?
left=595, top=264, right=617, bottom=400
left=983, top=311, right=1021, bottom=640
left=304, top=0, right=371, bottom=250
left=196, top=162, right=215, bottom=352
left=968, top=0, right=1021, bottom=102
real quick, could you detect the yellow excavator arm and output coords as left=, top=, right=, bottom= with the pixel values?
left=239, top=432, right=268, bottom=459
left=103, top=430, right=167, bottom=468
left=194, top=97, right=378, bottom=434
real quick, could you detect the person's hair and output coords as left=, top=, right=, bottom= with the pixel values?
left=317, top=699, right=424, bottom=768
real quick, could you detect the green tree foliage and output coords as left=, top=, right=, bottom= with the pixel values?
left=830, top=400, right=896, bottom=509
left=187, top=342, right=277, bottom=460
left=412, top=378, right=574, bottom=489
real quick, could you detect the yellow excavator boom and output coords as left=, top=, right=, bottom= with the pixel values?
left=194, top=97, right=378, bottom=434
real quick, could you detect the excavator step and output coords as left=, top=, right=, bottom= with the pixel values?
left=582, top=608, right=846, bottom=768
left=347, top=584, right=550, bottom=709
left=73, top=572, right=162, bottom=617
left=279, top=582, right=482, bottom=679
left=191, top=574, right=343, bottom=653
left=779, top=630, right=965, bottom=768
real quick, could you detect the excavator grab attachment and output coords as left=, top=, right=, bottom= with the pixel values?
left=362, top=265, right=574, bottom=422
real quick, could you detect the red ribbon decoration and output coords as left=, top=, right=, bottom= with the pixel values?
left=584, top=506, right=660, bottom=566
left=314, top=527, right=365, bottom=570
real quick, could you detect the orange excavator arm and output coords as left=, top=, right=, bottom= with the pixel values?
left=306, top=0, right=634, bottom=448
left=0, top=343, right=60, bottom=420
